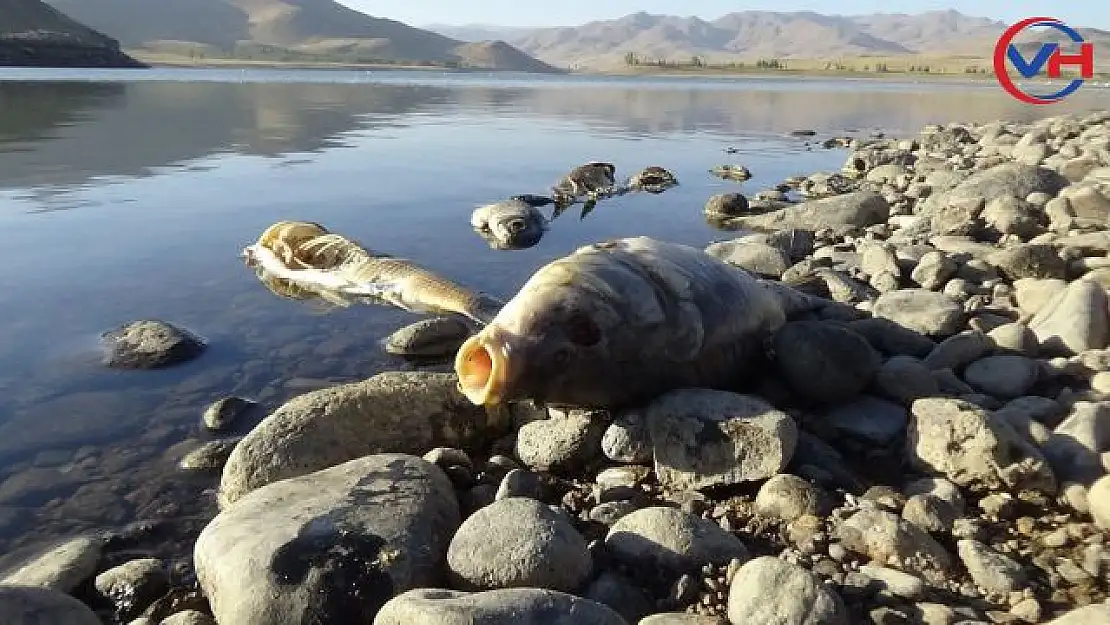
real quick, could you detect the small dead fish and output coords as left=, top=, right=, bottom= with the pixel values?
left=454, top=236, right=789, bottom=409
left=628, top=166, right=678, bottom=194
left=471, top=198, right=548, bottom=250
left=552, top=162, right=617, bottom=200
left=710, top=165, right=752, bottom=182
left=244, top=221, right=503, bottom=325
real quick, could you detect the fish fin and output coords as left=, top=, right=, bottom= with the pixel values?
left=468, top=293, right=505, bottom=326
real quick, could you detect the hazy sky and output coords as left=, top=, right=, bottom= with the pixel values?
left=340, top=1, right=1108, bottom=30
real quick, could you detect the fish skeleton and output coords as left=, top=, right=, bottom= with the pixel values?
left=243, top=221, right=503, bottom=325
left=454, top=236, right=789, bottom=409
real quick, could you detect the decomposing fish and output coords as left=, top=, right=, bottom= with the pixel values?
left=243, top=221, right=503, bottom=325
left=710, top=164, right=753, bottom=182
left=454, top=236, right=790, bottom=409
left=552, top=162, right=617, bottom=201
left=628, top=165, right=679, bottom=194
left=470, top=198, right=549, bottom=250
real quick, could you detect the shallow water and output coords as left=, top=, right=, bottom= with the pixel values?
left=0, top=67, right=1107, bottom=554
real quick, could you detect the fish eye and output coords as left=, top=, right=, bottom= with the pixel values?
left=565, top=312, right=600, bottom=347
left=507, top=219, right=525, bottom=233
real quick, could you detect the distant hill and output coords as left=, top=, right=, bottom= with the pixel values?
left=42, top=0, right=558, bottom=71
left=423, top=10, right=1107, bottom=71
left=0, top=0, right=145, bottom=67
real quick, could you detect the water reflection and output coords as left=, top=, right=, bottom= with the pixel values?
left=2, top=71, right=1105, bottom=197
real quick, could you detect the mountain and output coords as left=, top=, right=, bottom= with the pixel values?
left=421, top=23, right=535, bottom=43
left=423, top=10, right=1104, bottom=71
left=0, top=0, right=145, bottom=67
left=41, top=0, right=558, bottom=71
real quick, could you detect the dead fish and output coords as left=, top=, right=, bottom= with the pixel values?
left=470, top=198, right=548, bottom=250
left=553, top=162, right=617, bottom=200
left=243, top=221, right=503, bottom=325
left=454, top=236, right=789, bottom=409
left=628, top=166, right=679, bottom=194
left=710, top=165, right=752, bottom=182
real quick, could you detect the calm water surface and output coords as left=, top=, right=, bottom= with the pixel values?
left=0, top=67, right=1107, bottom=554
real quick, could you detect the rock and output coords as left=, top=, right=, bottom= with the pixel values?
left=1030, top=280, right=1110, bottom=355
left=1086, top=475, right=1110, bottom=529
left=1046, top=603, right=1110, bottom=625
left=196, top=454, right=460, bottom=625
left=956, top=540, right=1028, bottom=594
left=755, top=474, right=829, bottom=521
left=515, top=410, right=606, bottom=474
left=179, top=438, right=242, bottom=472
left=872, top=289, right=965, bottom=337
left=962, top=355, right=1040, bottom=399
left=874, top=356, right=940, bottom=404
left=1013, top=278, right=1068, bottom=316
left=384, top=317, right=471, bottom=358
left=987, top=324, right=1039, bottom=356
left=495, top=469, right=543, bottom=502
left=583, top=571, right=652, bottom=624
left=602, top=412, right=652, bottom=464
left=923, top=162, right=1068, bottom=218
left=725, top=192, right=890, bottom=236
left=901, top=494, right=957, bottom=533
left=707, top=241, right=791, bottom=278
left=924, top=332, right=993, bottom=371
left=639, top=614, right=724, bottom=624
left=202, top=396, right=254, bottom=431
left=644, top=390, right=797, bottom=491
left=94, top=558, right=169, bottom=620
left=0, top=534, right=103, bottom=592
left=446, top=497, right=591, bottom=592
left=858, top=565, right=925, bottom=600
left=989, top=244, right=1068, bottom=281
left=0, top=585, right=102, bottom=625
left=606, top=507, right=749, bottom=574
left=908, top=398, right=1056, bottom=495
left=101, top=319, right=205, bottom=369
left=424, top=447, right=473, bottom=471
left=727, top=556, right=848, bottom=625
left=903, top=477, right=965, bottom=515
left=821, top=395, right=909, bottom=445
left=218, top=372, right=507, bottom=507
left=160, top=610, right=217, bottom=625
left=836, top=508, right=953, bottom=584
left=1042, top=401, right=1110, bottom=485
left=982, top=196, right=1043, bottom=239
left=771, top=321, right=882, bottom=404
left=704, top=194, right=750, bottom=217
left=849, top=318, right=936, bottom=358
left=912, top=251, right=958, bottom=291
left=373, top=588, right=628, bottom=625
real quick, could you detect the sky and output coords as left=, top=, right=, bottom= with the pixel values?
left=340, top=1, right=1108, bottom=30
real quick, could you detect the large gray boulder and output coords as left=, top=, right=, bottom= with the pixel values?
left=720, top=191, right=890, bottom=236
left=218, top=372, right=515, bottom=507
left=196, top=454, right=460, bottom=625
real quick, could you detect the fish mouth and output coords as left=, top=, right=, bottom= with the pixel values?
left=455, top=329, right=513, bottom=406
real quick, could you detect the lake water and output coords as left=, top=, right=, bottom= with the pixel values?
left=0, top=67, right=1107, bottom=556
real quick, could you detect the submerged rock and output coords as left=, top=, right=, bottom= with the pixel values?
left=101, top=319, right=205, bottom=369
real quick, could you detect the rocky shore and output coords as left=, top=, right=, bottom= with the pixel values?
left=5, top=111, right=1110, bottom=624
